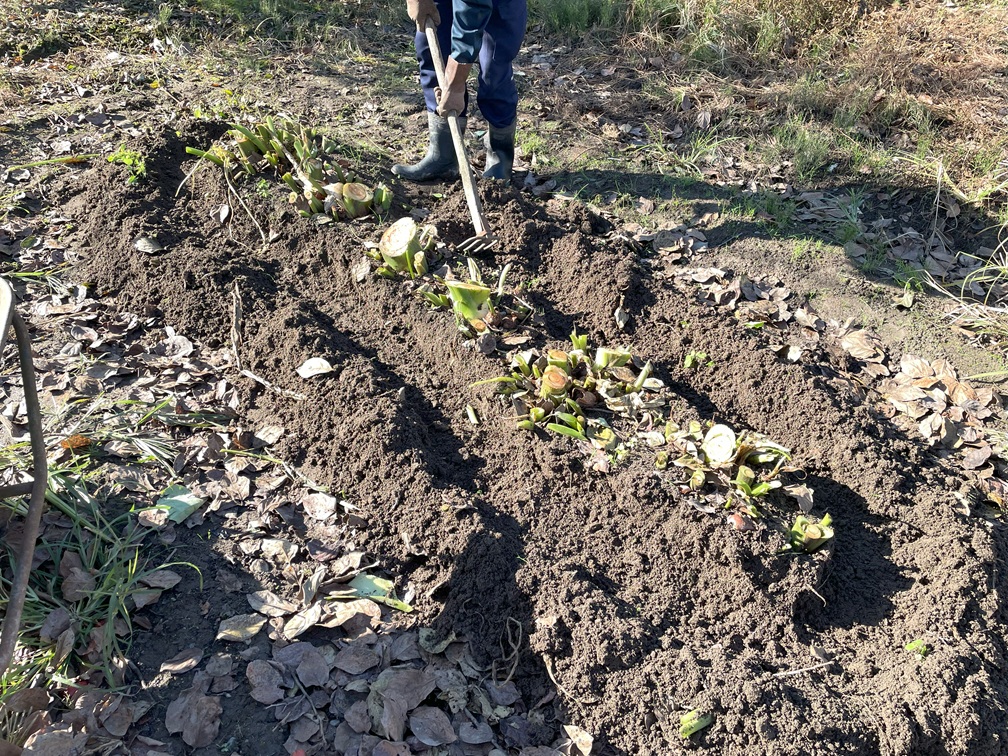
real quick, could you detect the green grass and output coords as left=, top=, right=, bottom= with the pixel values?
left=770, top=117, right=831, bottom=183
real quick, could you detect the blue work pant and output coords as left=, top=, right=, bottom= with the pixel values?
left=413, top=0, right=527, bottom=128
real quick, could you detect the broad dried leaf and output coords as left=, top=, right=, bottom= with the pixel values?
left=345, top=701, right=371, bottom=734
left=296, top=357, right=335, bottom=379
left=321, top=598, right=381, bottom=629
left=248, top=590, right=299, bottom=617
left=900, top=354, right=933, bottom=379
left=333, top=644, right=380, bottom=675
left=963, top=445, right=993, bottom=470
left=246, top=660, right=284, bottom=704
left=784, top=484, right=815, bottom=514
left=373, top=742, right=411, bottom=756
left=132, top=589, right=162, bottom=609
left=419, top=628, right=455, bottom=654
left=160, top=648, right=203, bottom=675
left=40, top=607, right=72, bottom=643
left=164, top=689, right=221, bottom=748
left=134, top=236, right=163, bottom=254
left=140, top=569, right=183, bottom=590
left=261, top=538, right=298, bottom=563
left=459, top=721, right=494, bottom=744
left=563, top=724, right=594, bottom=755
left=302, top=492, right=337, bottom=522
left=205, top=653, right=234, bottom=677
left=409, top=706, right=457, bottom=746
left=61, top=567, right=96, bottom=602
left=216, top=613, right=266, bottom=642
left=840, top=330, right=884, bottom=362
left=295, top=645, right=330, bottom=688
left=255, top=424, right=285, bottom=445
left=283, top=603, right=322, bottom=639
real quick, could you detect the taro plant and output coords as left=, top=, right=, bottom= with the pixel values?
left=477, top=330, right=663, bottom=445
left=419, top=258, right=528, bottom=337
left=658, top=420, right=797, bottom=511
left=186, top=115, right=392, bottom=222
left=374, top=217, right=437, bottom=279
left=784, top=513, right=833, bottom=553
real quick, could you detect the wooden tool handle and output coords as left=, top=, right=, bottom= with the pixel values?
left=424, top=20, right=488, bottom=237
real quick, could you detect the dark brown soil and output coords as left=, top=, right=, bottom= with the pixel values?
left=59, top=122, right=1008, bottom=755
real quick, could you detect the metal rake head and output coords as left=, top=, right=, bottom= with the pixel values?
left=457, top=232, right=497, bottom=256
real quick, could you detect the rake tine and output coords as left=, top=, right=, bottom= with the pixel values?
left=459, top=234, right=497, bottom=255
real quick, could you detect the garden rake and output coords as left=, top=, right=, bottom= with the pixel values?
left=425, top=19, right=497, bottom=255
left=0, top=276, right=48, bottom=675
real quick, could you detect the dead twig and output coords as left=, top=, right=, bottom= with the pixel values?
left=543, top=654, right=599, bottom=705
left=223, top=166, right=268, bottom=251
left=240, top=369, right=306, bottom=401
left=493, top=616, right=523, bottom=685
left=231, top=280, right=244, bottom=372
left=772, top=659, right=835, bottom=679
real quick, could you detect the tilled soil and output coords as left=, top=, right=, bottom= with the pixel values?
left=62, top=123, right=1008, bottom=754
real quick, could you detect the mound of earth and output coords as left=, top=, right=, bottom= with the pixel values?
left=54, top=123, right=1008, bottom=754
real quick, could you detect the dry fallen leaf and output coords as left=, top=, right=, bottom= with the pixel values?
left=295, top=645, right=330, bottom=688
left=840, top=330, right=885, bottom=363
left=409, top=706, right=457, bottom=747
left=247, top=590, right=299, bottom=617
left=216, top=613, right=266, bottom=642
left=459, top=721, right=494, bottom=744
left=563, top=723, right=594, bottom=755
left=246, top=660, right=285, bottom=704
left=345, top=700, right=371, bottom=734
left=283, top=603, right=323, bottom=639
left=160, top=648, right=203, bottom=676
left=261, top=538, right=298, bottom=563
left=332, top=643, right=380, bottom=675
left=164, top=688, right=221, bottom=748
left=141, top=569, right=183, bottom=590
left=302, top=492, right=338, bottom=521
left=962, top=445, right=993, bottom=470
left=784, top=484, right=815, bottom=514
left=296, top=357, right=336, bottom=379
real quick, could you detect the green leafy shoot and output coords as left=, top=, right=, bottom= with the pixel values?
left=679, top=709, right=713, bottom=738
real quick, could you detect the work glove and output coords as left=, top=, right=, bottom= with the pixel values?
left=435, top=58, right=473, bottom=117
left=406, top=0, right=440, bottom=32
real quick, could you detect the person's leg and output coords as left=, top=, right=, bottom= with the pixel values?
left=477, top=0, right=527, bottom=179
left=393, top=0, right=467, bottom=181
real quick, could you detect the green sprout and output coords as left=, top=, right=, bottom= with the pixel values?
left=108, top=145, right=146, bottom=184
left=684, top=350, right=713, bottom=369
left=679, top=710, right=713, bottom=738
left=905, top=639, right=929, bottom=657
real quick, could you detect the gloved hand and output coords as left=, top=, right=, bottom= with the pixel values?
left=436, top=58, right=473, bottom=117
left=406, top=0, right=440, bottom=31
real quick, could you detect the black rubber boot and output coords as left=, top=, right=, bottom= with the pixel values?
left=483, top=120, right=516, bottom=180
left=392, top=112, right=464, bottom=181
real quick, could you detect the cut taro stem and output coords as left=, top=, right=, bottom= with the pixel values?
left=342, top=182, right=374, bottom=218
left=540, top=366, right=570, bottom=399
left=631, top=361, right=652, bottom=392
left=445, top=280, right=491, bottom=322
left=546, top=349, right=570, bottom=372
left=379, top=217, right=431, bottom=278
left=594, top=347, right=631, bottom=372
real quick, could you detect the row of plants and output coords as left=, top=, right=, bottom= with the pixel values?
left=188, top=116, right=392, bottom=221
left=365, top=214, right=830, bottom=556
